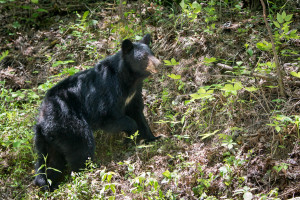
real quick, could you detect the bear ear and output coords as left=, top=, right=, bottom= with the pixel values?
left=122, top=39, right=134, bottom=55
left=140, top=34, right=151, bottom=46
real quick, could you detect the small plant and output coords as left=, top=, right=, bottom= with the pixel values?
left=127, top=130, right=140, bottom=145
left=164, top=58, right=179, bottom=66
left=180, top=0, right=202, bottom=22
left=273, top=11, right=298, bottom=41
left=189, top=87, right=215, bottom=102
left=192, top=165, right=214, bottom=196
left=273, top=162, right=289, bottom=173
left=232, top=61, right=250, bottom=75
left=219, top=164, right=233, bottom=186
left=267, top=114, right=298, bottom=135
left=34, top=155, right=62, bottom=190
left=162, top=169, right=180, bottom=187
left=0, top=50, right=9, bottom=62
left=258, top=188, right=280, bottom=200
left=167, top=73, right=185, bottom=91
left=203, top=57, right=217, bottom=66
left=219, top=134, right=236, bottom=150
left=234, top=186, right=257, bottom=200
left=255, top=61, right=276, bottom=74
left=220, top=81, right=243, bottom=97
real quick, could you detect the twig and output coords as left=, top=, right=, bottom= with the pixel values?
left=259, top=0, right=286, bottom=98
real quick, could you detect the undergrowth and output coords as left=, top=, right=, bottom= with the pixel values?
left=0, top=0, right=299, bottom=199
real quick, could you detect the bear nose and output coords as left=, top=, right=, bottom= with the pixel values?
left=147, top=55, right=161, bottom=74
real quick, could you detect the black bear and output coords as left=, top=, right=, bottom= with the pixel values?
left=33, top=34, right=160, bottom=191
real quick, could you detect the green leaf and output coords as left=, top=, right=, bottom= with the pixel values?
left=277, top=13, right=284, bottom=23
left=245, top=86, right=258, bottom=92
left=47, top=179, right=52, bottom=186
left=104, top=184, right=110, bottom=190
left=291, top=71, right=300, bottom=78
left=82, top=11, right=89, bottom=21
left=221, top=82, right=243, bottom=96
left=223, top=84, right=234, bottom=91
left=190, top=88, right=214, bottom=101
left=21, top=5, right=32, bottom=9
left=110, top=184, right=116, bottom=193
left=162, top=170, right=171, bottom=178
left=164, top=58, right=179, bottom=66
left=204, top=57, right=217, bottom=64
left=164, top=60, right=171, bottom=65
left=281, top=11, right=286, bottom=20
left=168, top=74, right=181, bottom=80
left=247, top=48, right=253, bottom=56
left=234, top=82, right=243, bottom=90
left=285, top=14, right=293, bottom=21
left=236, top=61, right=243, bottom=66
left=31, top=0, right=38, bottom=3
left=36, top=8, right=48, bottom=13
left=170, top=58, right=179, bottom=65
left=283, top=25, right=289, bottom=33
left=192, top=1, right=201, bottom=13
left=107, top=173, right=113, bottom=182
left=0, top=50, right=9, bottom=62
left=273, top=21, right=281, bottom=28
left=179, top=0, right=186, bottom=9
left=256, top=41, right=272, bottom=51
left=47, top=167, right=62, bottom=173
left=199, top=130, right=219, bottom=140
left=52, top=60, right=74, bottom=67
left=13, top=141, right=21, bottom=148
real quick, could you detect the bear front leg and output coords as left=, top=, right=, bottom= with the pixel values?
left=128, top=110, right=159, bottom=142
left=125, top=94, right=159, bottom=142
left=101, top=115, right=138, bottom=136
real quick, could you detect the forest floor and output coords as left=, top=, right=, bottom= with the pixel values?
left=0, top=1, right=300, bottom=199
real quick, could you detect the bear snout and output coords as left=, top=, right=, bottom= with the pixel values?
left=147, top=55, right=161, bottom=73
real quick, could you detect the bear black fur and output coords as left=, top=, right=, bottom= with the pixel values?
left=33, top=34, right=161, bottom=191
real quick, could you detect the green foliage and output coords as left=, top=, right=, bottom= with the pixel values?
left=203, top=57, right=217, bottom=65
left=219, top=134, right=236, bottom=150
left=273, top=162, right=289, bottom=173
left=192, top=165, right=214, bottom=197
left=0, top=50, right=9, bottom=62
left=190, top=87, right=214, bottom=102
left=273, top=11, right=298, bottom=42
left=0, top=81, right=38, bottom=195
left=258, top=188, right=280, bottom=200
left=290, top=71, right=300, bottom=78
left=164, top=58, right=179, bottom=66
left=255, top=61, right=276, bottom=74
left=267, top=114, right=299, bottom=137
left=221, top=81, right=243, bottom=97
left=167, top=73, right=185, bottom=91
left=256, top=40, right=272, bottom=51
left=179, top=0, right=202, bottom=22
left=1, top=1, right=298, bottom=198
left=167, top=74, right=181, bottom=80
left=52, top=60, right=75, bottom=68
left=35, top=155, right=62, bottom=189
left=127, top=130, right=140, bottom=145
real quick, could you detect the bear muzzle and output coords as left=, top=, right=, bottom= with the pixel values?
left=147, top=55, right=161, bottom=74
